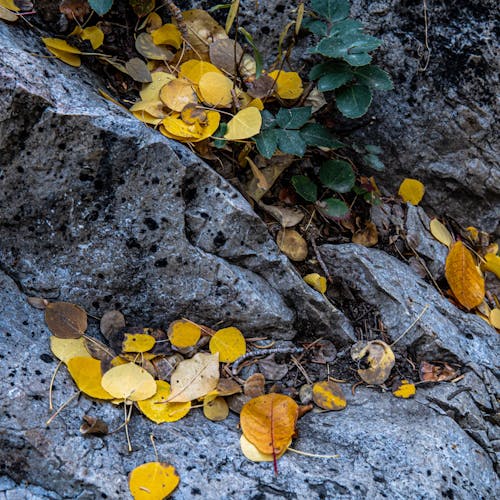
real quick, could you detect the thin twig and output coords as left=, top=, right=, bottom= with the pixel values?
left=46, top=391, right=80, bottom=426
left=391, top=304, right=430, bottom=346
left=49, top=360, right=63, bottom=411
left=290, top=355, right=312, bottom=385
left=418, top=0, right=431, bottom=72
left=232, top=347, right=304, bottom=375
left=288, top=447, right=339, bottom=459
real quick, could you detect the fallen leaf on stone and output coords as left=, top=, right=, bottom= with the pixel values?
left=80, top=415, right=108, bottom=436
left=45, top=301, right=87, bottom=339
left=277, top=229, right=308, bottom=261
left=259, top=202, right=304, bottom=228
left=0, top=0, right=19, bottom=12
left=167, top=319, right=202, bottom=348
left=209, top=38, right=244, bottom=75
left=392, top=379, right=416, bottom=398
left=398, top=178, right=425, bottom=206
left=67, top=357, right=114, bottom=400
left=483, top=252, right=500, bottom=279
left=128, top=462, right=179, bottom=500
left=312, top=380, right=347, bottom=410
left=298, top=384, right=313, bottom=404
left=203, top=395, right=229, bottom=421
left=352, top=221, right=378, bottom=247
left=80, top=26, right=104, bottom=50
left=209, top=326, right=246, bottom=363
left=489, top=308, right=500, bottom=329
left=27, top=296, right=50, bottom=310
left=303, top=273, right=327, bottom=294
left=267, top=70, right=303, bottom=99
left=122, top=333, right=156, bottom=353
left=84, top=336, right=116, bottom=364
left=240, top=393, right=298, bottom=458
left=227, top=393, right=252, bottom=414
left=50, top=336, right=91, bottom=364
left=151, top=23, right=182, bottom=49
left=351, top=340, right=395, bottom=385
left=151, top=354, right=183, bottom=380
left=246, top=74, right=275, bottom=99
left=445, top=241, right=485, bottom=310
left=101, top=362, right=157, bottom=401
left=214, top=378, right=241, bottom=396
left=246, top=154, right=294, bottom=201
left=240, top=434, right=290, bottom=463
left=258, top=354, right=289, bottom=381
left=139, top=71, right=175, bottom=101
left=310, top=339, right=337, bottom=364
left=199, top=72, right=233, bottom=108
left=244, top=373, right=266, bottom=398
left=135, top=32, right=173, bottom=61
left=223, top=107, right=262, bottom=140
left=429, top=218, right=453, bottom=248
left=125, top=58, right=152, bottom=83
left=160, top=78, right=197, bottom=112
left=137, top=380, right=191, bottom=423
left=42, top=37, right=82, bottom=67
left=0, top=6, right=18, bottom=21
left=419, top=361, right=459, bottom=382
left=100, top=310, right=125, bottom=340
left=168, top=352, right=220, bottom=402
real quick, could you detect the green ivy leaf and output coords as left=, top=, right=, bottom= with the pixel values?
left=275, top=107, right=312, bottom=130
left=343, top=52, right=372, bottom=66
left=292, top=176, right=318, bottom=202
left=260, top=110, right=276, bottom=130
left=302, top=18, right=328, bottom=36
left=363, top=153, right=385, bottom=171
left=354, top=65, right=393, bottom=90
left=335, top=83, right=372, bottom=118
left=311, top=0, right=350, bottom=23
left=300, top=123, right=345, bottom=148
left=254, top=129, right=278, bottom=158
left=213, top=123, right=228, bottom=149
left=275, top=129, right=307, bottom=156
left=318, top=69, right=354, bottom=91
left=317, top=198, right=350, bottom=219
left=89, top=0, right=113, bottom=16
left=319, top=159, right=355, bottom=193
left=330, top=19, right=364, bottom=37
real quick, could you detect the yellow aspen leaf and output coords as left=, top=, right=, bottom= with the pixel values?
left=144, top=11, right=163, bottom=31
left=179, top=59, right=222, bottom=86
left=240, top=393, right=298, bottom=455
left=489, top=308, right=500, bottom=329
left=151, top=23, right=182, bottom=49
left=167, top=319, right=201, bottom=348
left=122, top=333, right=156, bottom=353
left=303, top=273, right=327, bottom=294
left=247, top=98, right=264, bottom=110
left=392, top=379, right=416, bottom=398
left=445, top=240, right=485, bottom=310
left=128, top=462, right=179, bottom=500
left=0, top=0, right=19, bottom=11
left=130, top=100, right=167, bottom=118
left=203, top=395, right=229, bottom=421
left=139, top=72, right=176, bottom=101
left=137, top=380, right=191, bottom=423
left=312, top=380, right=346, bottom=410
left=81, top=26, right=104, bottom=49
left=132, top=110, right=163, bottom=125
left=483, top=252, right=500, bottom=279
left=240, top=434, right=290, bottom=463
left=398, top=178, right=425, bottom=205
left=198, top=72, right=234, bottom=108
left=159, top=78, right=198, bottom=112
left=161, top=110, right=220, bottom=142
left=168, top=352, right=220, bottom=402
left=50, top=336, right=91, bottom=364
left=209, top=326, right=246, bottom=363
left=223, top=107, right=262, bottom=141
left=45, top=301, right=87, bottom=339
left=351, top=340, right=395, bottom=385
left=429, top=218, right=453, bottom=247
left=67, top=357, right=114, bottom=400
left=0, top=5, right=17, bottom=21
left=466, top=226, right=479, bottom=241
left=42, top=37, right=82, bottom=54
left=268, top=70, right=303, bottom=99
left=277, top=229, right=308, bottom=262
left=101, top=362, right=157, bottom=401
left=111, top=355, right=129, bottom=367
left=44, top=47, right=81, bottom=67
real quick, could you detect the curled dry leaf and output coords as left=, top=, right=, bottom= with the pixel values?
left=27, top=296, right=50, bottom=310
left=303, top=273, right=327, bottom=294
left=80, top=415, right=108, bottom=436
left=151, top=354, right=184, bottom=381
left=352, top=221, right=378, bottom=247
left=351, top=340, right=395, bottom=385
left=298, top=384, right=313, bottom=405
left=445, top=241, right=485, bottom=310
left=45, top=301, right=87, bottom=339
left=100, top=310, right=125, bottom=340
left=128, top=462, right=179, bottom=500
left=168, top=352, right=220, bottom=402
left=240, top=393, right=298, bottom=455
left=312, top=380, right=347, bottom=411
left=277, top=229, right=308, bottom=262
left=244, top=373, right=266, bottom=398
left=419, top=361, right=459, bottom=382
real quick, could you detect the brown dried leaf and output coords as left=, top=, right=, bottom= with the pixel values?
left=259, top=202, right=304, bottom=228
left=352, top=221, right=378, bottom=247
left=209, top=38, right=243, bottom=75
left=100, top=310, right=125, bottom=340
left=277, top=229, right=308, bottom=262
left=59, top=0, right=90, bottom=22
left=246, top=74, right=275, bottom=99
left=312, top=380, right=347, bottom=410
left=244, top=373, right=266, bottom=398
left=351, top=340, right=395, bottom=385
left=125, top=57, right=152, bottom=83
left=80, top=415, right=108, bottom=436
left=27, top=296, right=50, bottom=310
left=419, top=361, right=459, bottom=382
left=258, top=354, right=289, bottom=381
left=45, top=302, right=87, bottom=339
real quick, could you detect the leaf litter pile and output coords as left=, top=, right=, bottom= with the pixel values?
left=3, top=0, right=499, bottom=497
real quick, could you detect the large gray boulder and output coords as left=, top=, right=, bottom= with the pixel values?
left=0, top=22, right=352, bottom=343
